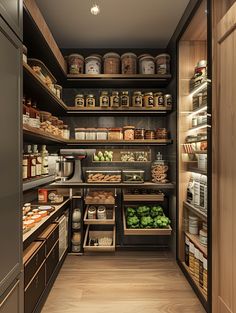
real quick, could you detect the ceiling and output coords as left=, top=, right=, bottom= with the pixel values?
left=36, top=0, right=190, bottom=49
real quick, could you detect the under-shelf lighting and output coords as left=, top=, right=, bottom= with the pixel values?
left=188, top=124, right=210, bottom=133
left=91, top=4, right=100, bottom=15
left=188, top=105, right=207, bottom=117
left=189, top=81, right=208, bottom=97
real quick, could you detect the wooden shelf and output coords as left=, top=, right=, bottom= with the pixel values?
left=187, top=166, right=207, bottom=175
left=67, top=139, right=173, bottom=146
left=83, top=225, right=116, bottom=252
left=23, top=175, right=55, bottom=192
left=123, top=192, right=165, bottom=202
left=188, top=122, right=208, bottom=132
left=23, top=126, right=65, bottom=145
left=84, top=206, right=115, bottom=225
left=23, top=62, right=67, bottom=115
left=183, top=201, right=207, bottom=221
left=185, top=232, right=207, bottom=256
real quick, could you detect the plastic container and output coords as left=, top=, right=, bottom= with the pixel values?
left=68, top=54, right=84, bottom=74
left=103, top=52, right=120, bottom=74
left=85, top=128, right=97, bottom=140
left=155, top=53, right=170, bottom=75
left=85, top=55, right=101, bottom=74
left=86, top=170, right=122, bottom=183
left=122, top=169, right=145, bottom=183
left=108, top=128, right=123, bottom=140
left=96, top=128, right=108, bottom=140
left=75, top=128, right=86, bottom=140
left=139, top=55, right=155, bottom=74
left=121, top=53, right=137, bottom=74
left=189, top=215, right=199, bottom=235
left=75, top=94, right=85, bottom=107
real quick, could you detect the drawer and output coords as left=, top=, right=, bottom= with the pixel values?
left=46, top=241, right=59, bottom=284
left=24, top=263, right=46, bottom=313
left=23, top=241, right=45, bottom=289
left=38, top=224, right=59, bottom=256
left=83, top=225, right=116, bottom=252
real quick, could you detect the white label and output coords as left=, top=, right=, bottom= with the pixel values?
left=36, top=164, right=41, bottom=176
left=189, top=242, right=195, bottom=253
left=194, top=248, right=199, bottom=259
left=22, top=166, right=28, bottom=179
left=203, top=257, right=207, bottom=270
left=31, top=166, right=36, bottom=177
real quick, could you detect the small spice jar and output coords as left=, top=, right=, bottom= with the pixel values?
left=156, top=128, right=168, bottom=139
left=144, top=92, right=154, bottom=107
left=110, top=91, right=120, bottom=108
left=121, top=53, right=137, bottom=74
left=194, top=248, right=200, bottom=281
left=154, top=92, right=165, bottom=108
left=88, top=206, right=97, bottom=219
left=86, top=94, right=96, bottom=107
left=145, top=130, right=156, bottom=140
left=121, top=91, right=130, bottom=107
left=103, top=52, right=120, bottom=74
left=68, top=54, right=84, bottom=74
left=85, top=55, right=101, bottom=74
left=134, top=128, right=145, bottom=140
left=164, top=94, right=172, bottom=110
left=203, top=256, right=208, bottom=293
left=75, top=94, right=85, bottom=107
left=189, top=215, right=199, bottom=235
left=97, top=206, right=106, bottom=219
left=139, top=55, right=155, bottom=74
left=132, top=91, right=143, bottom=107
left=100, top=91, right=110, bottom=108
left=155, top=53, right=170, bottom=74
left=123, top=126, right=135, bottom=140
left=189, top=241, right=195, bottom=275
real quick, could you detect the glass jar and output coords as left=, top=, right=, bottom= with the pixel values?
left=144, top=130, right=156, bottom=140
left=75, top=128, right=86, bottom=140
left=86, top=94, right=96, bottom=107
left=88, top=206, right=97, bottom=219
left=154, top=92, right=165, bottom=108
left=134, top=128, right=145, bottom=140
left=75, top=94, right=85, bottom=107
left=97, top=206, right=107, bottom=219
left=85, top=55, right=101, bottom=74
left=72, top=208, right=81, bottom=229
left=155, top=53, right=170, bottom=74
left=121, top=53, right=137, bottom=74
left=164, top=94, right=172, bottom=110
left=135, top=151, right=148, bottom=162
left=144, top=92, right=154, bottom=107
left=71, top=232, right=81, bottom=252
left=100, top=91, right=109, bottom=108
left=110, top=91, right=120, bottom=108
left=132, top=91, right=143, bottom=107
left=151, top=152, right=168, bottom=183
left=123, top=126, right=135, bottom=140
left=139, top=55, right=155, bottom=74
left=68, top=54, right=84, bottom=74
left=63, top=125, right=70, bottom=140
left=194, top=248, right=200, bottom=281
left=85, top=128, right=97, bottom=140
left=156, top=128, right=168, bottom=139
left=103, top=52, right=120, bottom=74
left=54, top=84, right=62, bottom=99
left=96, top=128, right=108, bottom=140
left=121, top=91, right=129, bottom=107
left=108, top=128, right=123, bottom=140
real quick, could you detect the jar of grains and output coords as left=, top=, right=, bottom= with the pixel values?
left=85, top=55, right=101, bottom=74
left=68, top=54, right=84, bottom=74
left=134, top=128, right=145, bottom=140
left=123, top=126, right=135, bottom=140
left=103, top=52, right=120, bottom=74
left=155, top=53, right=170, bottom=75
left=139, top=55, right=155, bottom=74
left=121, top=53, right=137, bottom=74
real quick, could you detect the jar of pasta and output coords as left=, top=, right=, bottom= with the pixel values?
left=132, top=91, right=143, bottom=107
left=103, top=52, right=120, bottom=74
left=123, top=126, right=135, bottom=140
left=121, top=53, right=137, bottom=74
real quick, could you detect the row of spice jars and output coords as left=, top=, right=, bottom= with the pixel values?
left=67, top=52, right=170, bottom=75
left=185, top=236, right=208, bottom=294
left=75, top=91, right=172, bottom=109
left=75, top=127, right=169, bottom=141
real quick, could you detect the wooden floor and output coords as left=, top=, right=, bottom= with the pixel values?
left=41, top=251, right=205, bottom=313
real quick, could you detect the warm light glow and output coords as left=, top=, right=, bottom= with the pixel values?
left=188, top=105, right=207, bottom=117
left=91, top=4, right=100, bottom=15
left=188, top=124, right=210, bottom=133
left=189, top=81, right=208, bottom=97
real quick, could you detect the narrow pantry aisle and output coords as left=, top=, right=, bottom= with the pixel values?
left=42, top=252, right=205, bottom=313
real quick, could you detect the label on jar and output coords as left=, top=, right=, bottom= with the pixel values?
left=38, top=189, right=48, bottom=203
left=22, top=165, right=28, bottom=179
left=141, top=61, right=155, bottom=74
left=101, top=96, right=109, bottom=107
left=75, top=98, right=84, bottom=107
left=86, top=61, right=100, bottom=74
left=158, top=95, right=164, bottom=106
left=134, top=96, right=142, bottom=106
left=112, top=96, right=119, bottom=107
left=121, top=96, right=129, bottom=107
left=31, top=164, right=36, bottom=177
left=23, top=114, right=29, bottom=125
left=148, top=96, right=154, bottom=106
left=36, top=163, right=42, bottom=176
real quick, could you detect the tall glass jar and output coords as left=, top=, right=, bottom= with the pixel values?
left=132, top=91, right=143, bottom=107
left=110, top=91, right=120, bottom=108
left=121, top=91, right=129, bottom=107
left=103, top=52, right=120, bottom=74
left=151, top=152, right=168, bottom=183
left=75, top=94, right=85, bottom=107
left=71, top=232, right=81, bottom=252
left=121, top=53, right=137, bottom=74
left=100, top=91, right=110, bottom=108
left=86, top=94, right=96, bottom=107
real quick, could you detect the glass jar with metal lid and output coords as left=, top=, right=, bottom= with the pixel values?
left=144, top=92, right=154, bottom=107
left=164, top=94, right=172, bottom=110
left=132, top=91, right=143, bottom=107
left=68, top=54, right=84, bottom=74
left=86, top=94, right=96, bottom=107
left=100, top=91, right=109, bottom=108
left=110, top=91, right=120, bottom=108
left=134, top=128, right=145, bottom=140
left=139, top=54, right=155, bottom=74
left=75, top=94, right=85, bottom=107
left=154, top=92, right=165, bottom=108
left=103, top=52, right=120, bottom=74
left=121, top=52, right=137, bottom=74
left=85, top=55, right=101, bottom=74
left=121, top=91, right=130, bottom=107
left=97, top=206, right=107, bottom=219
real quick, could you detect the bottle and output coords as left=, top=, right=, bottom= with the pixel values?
left=33, top=145, right=42, bottom=176
left=41, top=145, right=49, bottom=176
left=22, top=149, right=29, bottom=180
left=32, top=101, right=40, bottom=128
left=72, top=208, right=81, bottom=230
left=26, top=98, right=34, bottom=128
left=23, top=96, right=30, bottom=125
left=27, top=145, right=36, bottom=178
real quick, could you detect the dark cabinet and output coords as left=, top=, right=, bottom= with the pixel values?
left=0, top=16, right=22, bottom=297
left=46, top=242, right=59, bottom=284
left=0, top=281, right=21, bottom=313
left=0, top=0, right=22, bottom=39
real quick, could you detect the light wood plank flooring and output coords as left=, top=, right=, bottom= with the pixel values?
left=41, top=251, right=205, bottom=313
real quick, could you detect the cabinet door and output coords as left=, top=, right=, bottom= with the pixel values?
left=0, top=17, right=22, bottom=296
left=0, top=281, right=21, bottom=313
left=0, top=0, right=22, bottom=39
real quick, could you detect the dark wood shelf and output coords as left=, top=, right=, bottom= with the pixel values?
left=188, top=166, right=207, bottom=175
left=67, top=139, right=173, bottom=146
left=23, top=175, right=56, bottom=192
left=23, top=126, right=65, bottom=145
left=23, top=62, right=67, bottom=115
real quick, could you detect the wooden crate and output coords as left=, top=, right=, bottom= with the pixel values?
left=84, top=205, right=115, bottom=225
left=123, top=191, right=165, bottom=202
left=83, top=225, right=116, bottom=252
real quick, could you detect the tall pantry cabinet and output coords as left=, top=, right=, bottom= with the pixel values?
left=0, top=1, right=23, bottom=312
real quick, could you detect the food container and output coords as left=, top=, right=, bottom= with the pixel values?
left=103, top=52, right=120, bottom=74
left=123, top=126, right=135, bottom=140
left=86, top=170, right=122, bottom=183
left=121, top=91, right=130, bottom=107
left=88, top=206, right=97, bottom=219
left=155, top=53, right=170, bottom=74
left=134, top=128, right=145, bottom=140
left=75, top=94, right=85, bottom=107
left=38, top=189, right=48, bottom=203
left=135, top=151, right=149, bottom=162
left=50, top=116, right=59, bottom=126
left=85, top=190, right=115, bottom=204
left=63, top=125, right=70, bottom=140
left=110, top=91, right=120, bottom=108
left=39, top=111, right=52, bottom=123
left=145, top=130, right=156, bottom=140
left=156, top=128, right=168, bottom=139
left=68, top=54, right=84, bottom=74
left=121, top=53, right=137, bottom=74
left=85, top=55, right=101, bottom=74
left=120, top=151, right=135, bottom=162
left=151, top=152, right=168, bottom=183
left=199, top=229, right=207, bottom=247
left=154, top=92, right=165, bottom=108
left=85, top=128, right=97, bottom=140
left=189, top=215, right=199, bottom=235
left=86, top=94, right=96, bottom=107
left=108, top=128, right=123, bottom=140
left=54, top=84, right=62, bottom=99
left=132, top=91, right=143, bottom=107
left=122, top=169, right=145, bottom=183
left=139, top=55, right=155, bottom=74
left=23, top=45, right=28, bottom=63
left=97, top=206, right=107, bottom=219
left=96, top=128, right=108, bottom=140
left=164, top=94, right=172, bottom=109
left=144, top=92, right=154, bottom=107
left=75, top=128, right=86, bottom=140
left=99, top=91, right=109, bottom=108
